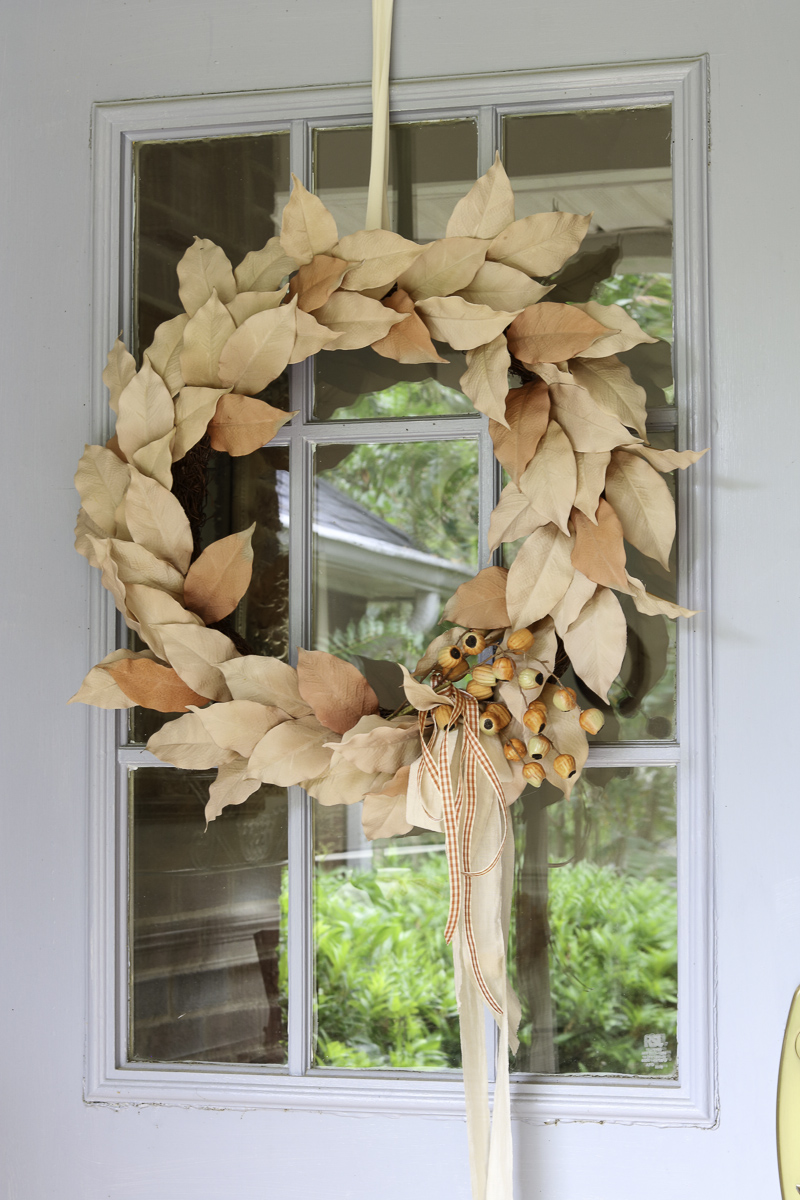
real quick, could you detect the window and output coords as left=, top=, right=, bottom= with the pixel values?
left=89, top=59, right=712, bottom=1123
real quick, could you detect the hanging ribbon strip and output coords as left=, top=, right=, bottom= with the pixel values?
left=365, top=0, right=394, bottom=230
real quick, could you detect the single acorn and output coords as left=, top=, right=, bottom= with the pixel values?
left=522, top=761, right=546, bottom=786
left=493, top=656, right=515, bottom=681
left=466, top=680, right=493, bottom=700
left=503, top=737, right=527, bottom=763
left=526, top=734, right=552, bottom=760
left=479, top=711, right=502, bottom=735
left=434, top=704, right=454, bottom=730
left=460, top=630, right=487, bottom=655
left=437, top=645, right=469, bottom=681
left=552, top=686, right=577, bottom=712
left=483, top=702, right=511, bottom=730
left=553, top=753, right=577, bottom=779
left=579, top=708, right=605, bottom=735
left=507, top=628, right=535, bottom=654
left=522, top=705, right=547, bottom=735
left=518, top=667, right=545, bottom=691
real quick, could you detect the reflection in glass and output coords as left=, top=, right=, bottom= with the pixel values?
left=130, top=768, right=289, bottom=1066
left=313, top=439, right=478, bottom=676
left=313, top=345, right=474, bottom=422
left=511, top=766, right=677, bottom=1076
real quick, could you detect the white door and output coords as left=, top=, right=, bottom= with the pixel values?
left=2, top=3, right=798, bottom=1197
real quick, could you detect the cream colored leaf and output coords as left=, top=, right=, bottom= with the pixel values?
left=179, top=290, right=236, bottom=387
left=208, top=393, right=297, bottom=456
left=144, top=314, right=190, bottom=395
left=416, top=296, right=518, bottom=351
left=192, top=699, right=289, bottom=758
left=106, top=658, right=208, bottom=713
left=574, top=451, right=611, bottom=523
left=573, top=301, right=658, bottom=358
left=124, top=469, right=193, bottom=573
left=157, top=624, right=239, bottom=702
left=570, top=356, right=648, bottom=439
left=458, top=261, right=552, bottom=310
left=489, top=380, right=550, bottom=483
left=571, top=498, right=628, bottom=591
left=442, top=565, right=510, bottom=630
left=74, top=507, right=108, bottom=568
left=334, top=229, right=424, bottom=292
left=446, top=152, right=515, bottom=239
left=280, top=174, right=338, bottom=264
left=563, top=586, right=627, bottom=703
left=505, top=525, right=574, bottom=628
left=288, top=254, right=350, bottom=313
left=103, top=337, right=136, bottom=414
left=413, top=627, right=465, bottom=678
left=518, top=421, right=577, bottom=535
left=177, top=237, right=236, bottom=316
left=507, top=303, right=608, bottom=366
left=173, top=386, right=229, bottom=461
left=400, top=665, right=454, bottom=712
left=551, top=570, right=597, bottom=638
left=147, top=711, right=239, bottom=770
left=247, top=714, right=336, bottom=786
left=627, top=444, right=709, bottom=472
left=132, top=428, right=175, bottom=490
left=605, top=450, right=675, bottom=570
left=87, top=536, right=139, bottom=626
left=95, top=537, right=184, bottom=598
left=529, top=615, right=559, bottom=674
left=205, top=761, right=262, bottom=824
left=74, top=444, right=130, bottom=535
left=289, top=308, right=339, bottom=363
left=362, top=766, right=413, bottom=840
left=371, top=289, right=447, bottom=365
left=459, top=334, right=511, bottom=424
left=625, top=573, right=697, bottom=619
left=487, top=483, right=547, bottom=553
left=217, top=298, right=297, bottom=395
left=296, top=648, right=379, bottom=736
left=304, top=752, right=390, bottom=808
left=313, top=291, right=407, bottom=351
left=487, top=211, right=591, bottom=275
left=124, top=583, right=201, bottom=658
left=68, top=648, right=155, bottom=709
left=183, top=525, right=255, bottom=623
left=396, top=236, right=490, bottom=302
left=328, top=715, right=420, bottom=776
left=234, top=236, right=297, bottom=293
left=549, top=381, right=638, bottom=453
left=227, top=286, right=289, bottom=326
left=116, top=361, right=175, bottom=463
left=538, top=683, right=588, bottom=799
left=219, top=656, right=311, bottom=716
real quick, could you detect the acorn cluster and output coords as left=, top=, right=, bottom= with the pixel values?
left=433, top=628, right=606, bottom=790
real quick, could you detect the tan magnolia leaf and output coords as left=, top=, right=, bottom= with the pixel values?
left=416, top=296, right=518, bottom=352
left=124, top=584, right=201, bottom=657
left=205, top=760, right=262, bottom=824
left=489, top=380, right=550, bottom=483
left=106, top=658, right=208, bottom=712
left=289, top=308, right=339, bottom=363
left=68, top=648, right=155, bottom=709
left=529, top=615, right=559, bottom=674
left=442, top=565, right=509, bottom=629
left=105, top=434, right=126, bottom=462
left=396, top=236, right=490, bottom=302
left=573, top=301, right=658, bottom=359
left=446, top=153, right=515, bottom=239
left=627, top=444, right=709, bottom=472
left=234, top=236, right=297, bottom=293
left=219, top=657, right=312, bottom=715
left=328, top=715, right=420, bottom=776
left=179, top=290, right=236, bottom=387
left=288, top=254, right=350, bottom=313
left=296, top=648, right=379, bottom=736
left=574, top=451, right=611, bottom=523
left=371, top=289, right=447, bottom=365
left=147, top=711, right=239, bottom=770
left=246, top=714, right=337, bottom=786
left=487, top=483, right=548, bottom=552
left=412, top=627, right=465, bottom=677
left=88, top=537, right=139, bottom=626
left=605, top=450, right=675, bottom=570
left=400, top=665, right=454, bottom=712
left=144, top=313, right=190, bottom=396
left=192, top=699, right=289, bottom=757
left=488, top=211, right=591, bottom=276
left=226, top=286, right=289, bottom=326
left=280, top=174, right=338, bottom=264
left=625, top=573, right=697, bottom=619
left=538, top=683, right=588, bottom=799
left=551, top=570, right=597, bottom=637
left=313, top=290, right=407, bottom=351
left=505, top=525, right=574, bottom=628
left=91, top=537, right=184, bottom=598
left=518, top=420, right=576, bottom=535
left=115, top=360, right=175, bottom=463
left=334, top=229, right=424, bottom=292
left=208, top=393, right=296, bottom=456
left=563, top=586, right=627, bottom=703
left=507, top=303, right=608, bottom=366
left=217, top=298, right=297, bottom=395
left=458, top=260, right=552, bottom=310
left=172, top=386, right=229, bottom=461
left=459, top=334, right=511, bottom=424
left=124, top=469, right=193, bottom=574
left=549, top=381, right=638, bottom=453
left=183, top=525, right=255, bottom=623
left=157, top=623, right=239, bottom=702
left=74, top=507, right=108, bottom=567
left=74, top=444, right=130, bottom=535
left=571, top=498, right=629, bottom=591
left=132, top=428, right=174, bottom=490
left=177, top=237, right=236, bottom=316
left=304, top=751, right=390, bottom=808
left=362, top=765, right=413, bottom=840
left=570, top=356, right=648, bottom=439
left=103, top=337, right=136, bottom=414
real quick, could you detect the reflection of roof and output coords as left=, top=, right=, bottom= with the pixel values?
left=276, top=471, right=416, bottom=549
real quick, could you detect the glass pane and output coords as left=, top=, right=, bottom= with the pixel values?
left=312, top=439, right=479, bottom=680
left=511, top=766, right=677, bottom=1077
left=313, top=346, right=476, bottom=422
left=504, top=107, right=674, bottom=406
left=313, top=811, right=460, bottom=1071
left=130, top=768, right=289, bottom=1066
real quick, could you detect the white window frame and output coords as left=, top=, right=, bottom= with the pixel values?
left=85, top=56, right=714, bottom=1127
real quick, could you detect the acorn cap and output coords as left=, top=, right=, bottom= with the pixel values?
left=472, top=664, right=498, bottom=687
left=522, top=707, right=546, bottom=734
left=579, top=708, right=605, bottom=735
left=483, top=702, right=511, bottom=730
left=493, top=656, right=515, bottom=681
left=507, top=628, right=535, bottom=653
left=466, top=680, right=493, bottom=700
left=503, top=738, right=526, bottom=762
left=522, top=761, right=546, bottom=786
left=553, top=753, right=577, bottom=779
left=460, top=630, right=487, bottom=655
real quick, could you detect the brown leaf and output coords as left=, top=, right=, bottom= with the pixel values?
left=549, top=381, right=638, bottom=453
left=396, top=236, right=489, bottom=301
left=106, top=658, right=208, bottom=712
left=184, top=525, right=255, bottom=623
left=627, top=444, right=709, bottom=472
left=146, top=711, right=239, bottom=769
left=157, top=624, right=239, bottom=702
left=507, top=303, right=608, bottom=365
left=208, top=393, right=296, bottom=457
left=327, top=715, right=420, bottom=776
left=177, top=237, right=236, bottom=316
left=217, top=298, right=297, bottom=395
left=289, top=308, right=339, bottom=363
left=313, top=290, right=407, bottom=351
left=442, top=565, right=509, bottom=629
left=334, top=229, right=424, bottom=292
left=173, top=386, right=229, bottom=461
left=296, top=649, right=379, bottom=735
left=205, top=761, right=261, bottom=825
left=518, top=421, right=576, bottom=535
left=280, top=174, right=338, bottom=264
left=605, top=450, right=675, bottom=569
left=103, top=337, right=136, bottom=414
left=226, top=286, right=288, bottom=326
left=362, top=765, right=414, bottom=840
left=68, top=648, right=155, bottom=709
left=574, top=451, right=611, bottom=523
left=74, top=444, right=130, bottom=535
left=246, top=714, right=337, bottom=786
left=488, top=211, right=591, bottom=276
left=123, top=469, right=193, bottom=574
left=412, top=627, right=465, bottom=677
left=192, top=699, right=289, bottom=757
left=458, top=260, right=552, bottom=309
left=288, top=254, right=350, bottom=313
left=219, top=656, right=311, bottom=715
left=570, top=356, right=648, bottom=439
left=505, top=525, right=574, bottom=628
left=459, top=334, right=511, bottom=423
left=551, top=570, right=597, bottom=637
left=446, top=153, right=515, bottom=239
left=489, top=381, right=550, bottom=484
left=234, top=236, right=297, bottom=292
left=371, top=289, right=447, bottom=364
left=115, top=361, right=175, bottom=463
left=571, top=498, right=629, bottom=591
left=572, top=301, right=658, bottom=358
left=562, top=586, right=627, bottom=703
left=131, top=429, right=174, bottom=490
left=179, top=290, right=236, bottom=386
left=144, top=314, right=189, bottom=397
left=416, top=296, right=518, bottom=351
left=487, top=483, right=547, bottom=552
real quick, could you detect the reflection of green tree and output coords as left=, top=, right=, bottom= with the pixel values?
left=322, top=601, right=428, bottom=672
left=593, top=272, right=673, bottom=343
left=333, top=376, right=473, bottom=421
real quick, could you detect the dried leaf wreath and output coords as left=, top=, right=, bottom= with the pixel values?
left=72, top=152, right=705, bottom=1200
